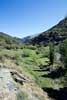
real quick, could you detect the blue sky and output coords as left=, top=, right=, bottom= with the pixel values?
left=0, top=0, right=67, bottom=38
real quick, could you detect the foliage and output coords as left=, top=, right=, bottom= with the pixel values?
left=49, top=42, right=54, bottom=65
left=0, top=33, right=23, bottom=49
left=60, top=39, right=67, bottom=68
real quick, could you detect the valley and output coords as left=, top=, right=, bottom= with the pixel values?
left=0, top=17, right=67, bottom=100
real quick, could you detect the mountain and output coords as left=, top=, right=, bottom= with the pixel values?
left=22, top=36, right=33, bottom=43
left=31, top=17, right=67, bottom=44
left=0, top=32, right=23, bottom=49
left=21, top=34, right=39, bottom=43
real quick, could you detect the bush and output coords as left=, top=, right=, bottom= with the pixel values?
left=22, top=49, right=30, bottom=57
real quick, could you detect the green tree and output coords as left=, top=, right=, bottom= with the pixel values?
left=59, top=39, right=67, bottom=87
left=60, top=39, right=67, bottom=69
left=49, top=42, right=54, bottom=65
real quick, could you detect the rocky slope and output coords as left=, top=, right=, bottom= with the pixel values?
left=0, top=64, right=49, bottom=100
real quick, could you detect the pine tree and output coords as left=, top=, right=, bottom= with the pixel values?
left=60, top=39, right=67, bottom=69
left=49, top=42, right=54, bottom=65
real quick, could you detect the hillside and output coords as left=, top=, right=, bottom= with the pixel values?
left=0, top=32, right=23, bottom=49
left=31, top=17, right=67, bottom=44
left=0, top=33, right=50, bottom=100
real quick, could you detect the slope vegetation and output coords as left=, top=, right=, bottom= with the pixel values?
left=31, top=17, right=67, bottom=44
left=0, top=32, right=23, bottom=49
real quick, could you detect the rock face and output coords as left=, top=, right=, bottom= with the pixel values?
left=0, top=68, right=49, bottom=100
left=0, top=68, right=17, bottom=100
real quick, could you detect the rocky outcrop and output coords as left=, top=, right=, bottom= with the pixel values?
left=0, top=67, right=49, bottom=100
left=10, top=70, right=32, bottom=85
left=0, top=68, right=17, bottom=100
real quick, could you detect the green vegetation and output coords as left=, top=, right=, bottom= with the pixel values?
left=49, top=43, right=54, bottom=65
left=0, top=17, right=67, bottom=99
left=0, top=33, right=23, bottom=49
left=60, top=39, right=67, bottom=69
left=0, top=38, right=67, bottom=89
left=0, top=44, right=53, bottom=88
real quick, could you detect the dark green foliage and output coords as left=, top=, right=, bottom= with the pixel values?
left=49, top=43, right=54, bottom=65
left=31, top=17, right=67, bottom=45
left=60, top=39, right=67, bottom=68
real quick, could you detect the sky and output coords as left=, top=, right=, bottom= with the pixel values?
left=0, top=0, right=67, bottom=38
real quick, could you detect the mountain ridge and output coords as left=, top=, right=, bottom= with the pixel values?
left=0, top=17, right=67, bottom=45
left=0, top=32, right=23, bottom=49
left=30, top=17, right=67, bottom=44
